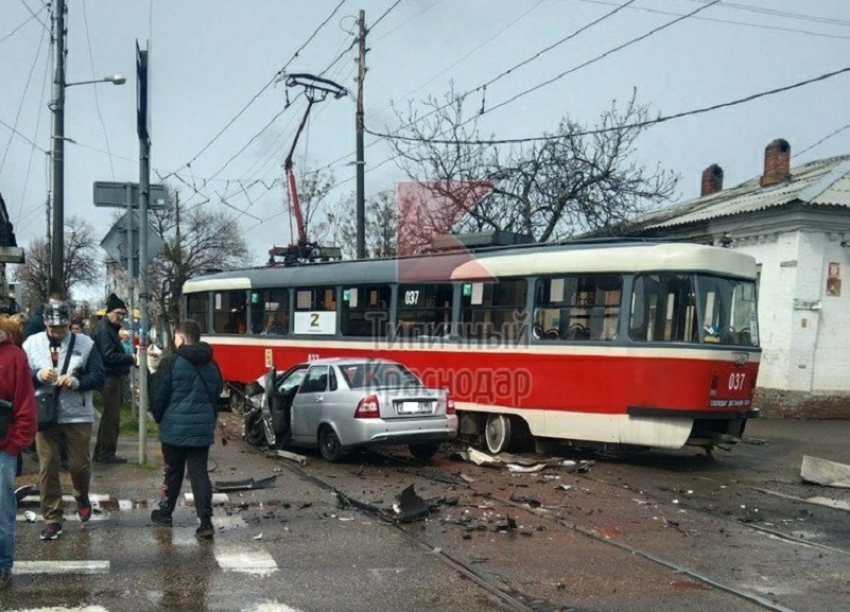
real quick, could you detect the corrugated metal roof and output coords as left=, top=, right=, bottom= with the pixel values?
left=632, top=155, right=850, bottom=231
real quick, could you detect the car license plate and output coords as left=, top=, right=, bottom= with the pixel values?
left=398, top=401, right=432, bottom=414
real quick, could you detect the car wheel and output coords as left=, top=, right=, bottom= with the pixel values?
left=485, top=414, right=513, bottom=455
left=409, top=442, right=440, bottom=462
left=318, top=425, right=344, bottom=463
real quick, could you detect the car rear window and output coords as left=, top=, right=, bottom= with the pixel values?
left=341, top=363, right=420, bottom=389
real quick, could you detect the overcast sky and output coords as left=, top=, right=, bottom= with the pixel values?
left=2, top=0, right=849, bottom=298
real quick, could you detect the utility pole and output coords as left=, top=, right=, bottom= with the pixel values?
left=49, top=0, right=66, bottom=296
left=355, top=9, right=366, bottom=259
left=136, top=41, right=151, bottom=465
left=45, top=195, right=52, bottom=293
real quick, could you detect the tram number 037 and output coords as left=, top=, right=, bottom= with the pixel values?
left=728, top=372, right=746, bottom=391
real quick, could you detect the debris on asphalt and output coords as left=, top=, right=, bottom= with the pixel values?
left=253, top=533, right=263, bottom=540
left=509, top=493, right=541, bottom=508
left=392, top=484, right=430, bottom=522
left=269, top=449, right=308, bottom=466
left=801, top=455, right=850, bottom=488
left=212, top=475, right=277, bottom=492
left=453, top=447, right=593, bottom=473
left=556, top=484, right=573, bottom=492
left=24, top=510, right=37, bottom=522
left=458, top=472, right=475, bottom=483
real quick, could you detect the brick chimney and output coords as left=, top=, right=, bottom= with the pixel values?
left=700, top=164, right=724, bottom=196
left=759, top=138, right=791, bottom=188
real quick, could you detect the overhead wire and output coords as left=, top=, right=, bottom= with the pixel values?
left=81, top=0, right=115, bottom=179
left=165, top=0, right=351, bottom=178
left=364, top=66, right=850, bottom=146
left=684, top=0, right=850, bottom=27
left=574, top=0, right=850, bottom=40
left=0, top=1, right=49, bottom=46
left=302, top=0, right=642, bottom=181
left=16, top=0, right=50, bottom=32
left=15, top=24, right=52, bottom=227
left=370, top=0, right=404, bottom=32
left=794, top=124, right=850, bottom=159
left=474, top=0, right=722, bottom=122
left=0, top=11, right=47, bottom=177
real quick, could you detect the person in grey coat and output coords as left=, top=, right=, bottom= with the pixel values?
left=22, top=302, right=104, bottom=541
left=149, top=319, right=222, bottom=538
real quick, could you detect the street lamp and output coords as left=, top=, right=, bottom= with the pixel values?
left=49, top=70, right=125, bottom=296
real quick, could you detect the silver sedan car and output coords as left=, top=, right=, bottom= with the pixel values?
left=270, top=357, right=457, bottom=462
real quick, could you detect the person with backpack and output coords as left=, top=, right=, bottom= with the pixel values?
left=148, top=319, right=222, bottom=539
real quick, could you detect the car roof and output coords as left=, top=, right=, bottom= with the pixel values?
left=299, top=357, right=401, bottom=367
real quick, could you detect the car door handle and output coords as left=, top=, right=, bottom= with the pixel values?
left=314, top=396, right=324, bottom=403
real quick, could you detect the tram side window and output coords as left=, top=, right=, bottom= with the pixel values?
left=629, top=274, right=698, bottom=343
left=396, top=284, right=453, bottom=338
left=186, top=293, right=209, bottom=333
left=533, top=275, right=622, bottom=341
left=459, top=279, right=527, bottom=342
left=341, top=285, right=391, bottom=337
left=250, top=289, right=289, bottom=335
left=295, top=287, right=337, bottom=312
left=213, top=290, right=247, bottom=334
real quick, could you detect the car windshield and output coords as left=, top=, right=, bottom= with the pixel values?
left=696, top=274, right=759, bottom=347
left=340, top=362, right=421, bottom=389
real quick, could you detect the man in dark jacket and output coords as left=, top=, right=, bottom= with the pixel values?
left=149, top=319, right=222, bottom=538
left=91, top=293, right=134, bottom=463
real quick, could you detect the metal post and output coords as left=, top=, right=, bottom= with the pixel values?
left=137, top=42, right=150, bottom=465
left=126, top=190, right=136, bottom=423
left=49, top=0, right=66, bottom=296
left=355, top=10, right=366, bottom=260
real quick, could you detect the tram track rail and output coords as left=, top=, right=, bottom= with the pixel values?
left=327, top=448, right=812, bottom=612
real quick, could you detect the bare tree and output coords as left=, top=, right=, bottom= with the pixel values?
left=14, top=216, right=100, bottom=306
left=289, top=167, right=336, bottom=244
left=147, top=192, right=250, bottom=343
left=317, top=190, right=399, bottom=259
left=387, top=89, right=679, bottom=243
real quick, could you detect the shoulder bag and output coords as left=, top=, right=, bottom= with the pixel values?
left=37, top=333, right=76, bottom=431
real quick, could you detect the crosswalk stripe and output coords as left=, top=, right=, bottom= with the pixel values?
left=3, top=607, right=110, bottom=612
left=184, top=492, right=229, bottom=505
left=14, top=561, right=110, bottom=575
left=215, top=545, right=278, bottom=576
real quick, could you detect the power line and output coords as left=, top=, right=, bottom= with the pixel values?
left=81, top=0, right=115, bottom=179
left=364, top=66, right=850, bottom=146
left=302, top=0, right=642, bottom=181
left=794, top=124, right=850, bottom=159
left=685, top=0, right=850, bottom=28
left=0, top=116, right=48, bottom=153
left=574, top=0, right=850, bottom=40
left=370, top=0, right=404, bottom=32
left=166, top=0, right=350, bottom=177
left=0, top=12, right=47, bottom=177
left=476, top=0, right=722, bottom=121
left=0, top=1, right=48, bottom=45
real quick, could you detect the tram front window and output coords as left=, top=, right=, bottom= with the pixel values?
left=696, top=275, right=759, bottom=347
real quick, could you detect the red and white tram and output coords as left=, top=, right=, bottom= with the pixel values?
left=183, top=240, right=760, bottom=454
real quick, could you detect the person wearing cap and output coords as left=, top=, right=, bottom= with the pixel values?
left=91, top=293, right=134, bottom=463
left=22, top=302, right=104, bottom=541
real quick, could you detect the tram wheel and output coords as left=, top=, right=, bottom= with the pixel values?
left=485, top=414, right=513, bottom=455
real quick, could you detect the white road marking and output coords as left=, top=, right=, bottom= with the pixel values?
left=215, top=546, right=278, bottom=576
left=16, top=513, right=105, bottom=523
left=242, top=602, right=306, bottom=612
left=184, top=492, right=229, bottom=505
left=3, top=607, right=109, bottom=612
left=13, top=561, right=110, bottom=575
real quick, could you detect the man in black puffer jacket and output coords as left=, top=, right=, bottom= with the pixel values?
left=149, top=319, right=222, bottom=538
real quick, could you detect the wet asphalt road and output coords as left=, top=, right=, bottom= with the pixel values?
left=7, top=417, right=850, bottom=612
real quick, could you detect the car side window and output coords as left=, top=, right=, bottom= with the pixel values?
left=300, top=366, right=329, bottom=394
left=278, top=366, right=308, bottom=393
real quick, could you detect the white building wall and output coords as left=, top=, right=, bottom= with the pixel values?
left=736, top=234, right=796, bottom=390
left=812, top=234, right=850, bottom=392
left=737, top=230, right=850, bottom=394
